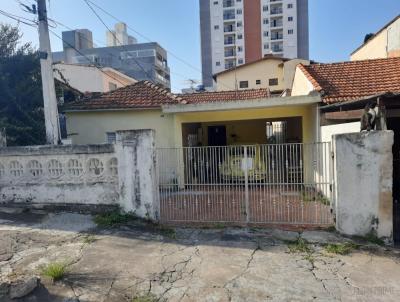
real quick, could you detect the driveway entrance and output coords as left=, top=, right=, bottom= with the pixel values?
left=157, top=143, right=333, bottom=226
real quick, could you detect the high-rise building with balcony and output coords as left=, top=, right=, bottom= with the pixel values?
left=53, top=28, right=170, bottom=89
left=200, top=0, right=309, bottom=87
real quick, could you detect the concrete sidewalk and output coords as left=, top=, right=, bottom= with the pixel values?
left=0, top=211, right=400, bottom=302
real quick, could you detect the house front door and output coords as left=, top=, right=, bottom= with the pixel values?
left=208, top=125, right=227, bottom=146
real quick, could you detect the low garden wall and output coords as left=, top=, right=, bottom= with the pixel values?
left=0, top=129, right=159, bottom=220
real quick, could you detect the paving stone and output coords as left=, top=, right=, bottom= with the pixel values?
left=9, top=276, right=38, bottom=299
left=1, top=212, right=400, bottom=302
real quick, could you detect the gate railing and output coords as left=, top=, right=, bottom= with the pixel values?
left=157, top=142, right=334, bottom=225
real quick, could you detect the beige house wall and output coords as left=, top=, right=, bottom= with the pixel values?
left=215, top=59, right=285, bottom=92
left=351, top=30, right=388, bottom=61
left=54, top=63, right=136, bottom=93
left=291, top=67, right=315, bottom=97
left=66, top=109, right=175, bottom=147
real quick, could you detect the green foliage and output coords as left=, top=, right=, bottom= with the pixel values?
left=41, top=262, right=68, bottom=281
left=301, top=191, right=330, bottom=205
left=94, top=211, right=138, bottom=227
left=157, top=225, right=177, bottom=239
left=132, top=293, right=157, bottom=302
left=286, top=238, right=312, bottom=254
left=324, top=243, right=359, bottom=255
left=364, top=230, right=385, bottom=246
left=0, top=23, right=46, bottom=146
left=82, top=234, right=97, bottom=244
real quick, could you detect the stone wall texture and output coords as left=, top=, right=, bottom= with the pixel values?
left=333, top=131, right=394, bottom=241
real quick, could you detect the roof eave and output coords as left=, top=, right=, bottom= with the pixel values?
left=63, top=106, right=162, bottom=113
left=162, top=95, right=321, bottom=114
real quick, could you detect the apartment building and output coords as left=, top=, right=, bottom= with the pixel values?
left=200, top=0, right=309, bottom=87
left=53, top=27, right=170, bottom=89
left=106, top=22, right=138, bottom=47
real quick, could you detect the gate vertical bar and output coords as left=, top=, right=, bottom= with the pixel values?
left=244, top=146, right=250, bottom=223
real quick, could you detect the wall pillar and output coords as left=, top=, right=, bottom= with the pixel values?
left=115, top=130, right=159, bottom=221
left=333, top=131, right=394, bottom=241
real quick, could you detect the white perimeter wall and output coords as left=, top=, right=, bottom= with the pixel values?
left=321, top=122, right=360, bottom=143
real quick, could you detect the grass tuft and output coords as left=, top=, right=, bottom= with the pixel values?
left=364, top=231, right=385, bottom=246
left=324, top=242, right=359, bottom=255
left=41, top=262, right=68, bottom=281
left=82, top=234, right=97, bottom=244
left=157, top=225, right=177, bottom=239
left=94, top=211, right=137, bottom=227
left=132, top=293, right=157, bottom=302
left=286, top=238, right=312, bottom=254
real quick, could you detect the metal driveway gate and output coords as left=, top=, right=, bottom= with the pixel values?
left=157, top=143, right=334, bottom=226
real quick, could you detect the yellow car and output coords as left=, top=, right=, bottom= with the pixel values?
left=219, top=145, right=267, bottom=181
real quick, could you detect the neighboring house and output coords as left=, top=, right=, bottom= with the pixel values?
left=53, top=28, right=170, bottom=89
left=200, top=0, right=309, bottom=87
left=213, top=55, right=309, bottom=93
left=292, top=56, right=400, bottom=140
left=351, top=14, right=400, bottom=61
left=53, top=63, right=137, bottom=94
left=63, top=80, right=320, bottom=148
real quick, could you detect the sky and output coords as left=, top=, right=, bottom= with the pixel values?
left=1, top=0, right=400, bottom=92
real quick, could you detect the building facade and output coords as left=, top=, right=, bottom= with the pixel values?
left=53, top=63, right=137, bottom=94
left=351, top=15, right=400, bottom=61
left=106, top=22, right=138, bottom=47
left=53, top=28, right=170, bottom=89
left=214, top=55, right=309, bottom=92
left=200, top=0, right=309, bottom=88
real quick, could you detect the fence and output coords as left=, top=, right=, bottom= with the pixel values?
left=157, top=142, right=334, bottom=225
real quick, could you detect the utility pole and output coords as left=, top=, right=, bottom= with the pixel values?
left=37, top=0, right=60, bottom=144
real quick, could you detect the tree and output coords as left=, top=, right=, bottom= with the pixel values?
left=0, top=23, right=46, bottom=146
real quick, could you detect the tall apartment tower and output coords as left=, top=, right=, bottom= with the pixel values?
left=106, top=22, right=138, bottom=47
left=200, top=0, right=309, bottom=87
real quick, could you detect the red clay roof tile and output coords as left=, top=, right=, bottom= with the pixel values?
left=300, top=57, right=400, bottom=104
left=64, top=81, right=271, bottom=111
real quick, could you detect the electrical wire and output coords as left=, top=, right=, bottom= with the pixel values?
left=48, top=28, right=130, bottom=87
left=48, top=17, right=185, bottom=91
left=83, top=0, right=156, bottom=84
left=83, top=0, right=236, bottom=91
left=0, top=9, right=37, bottom=27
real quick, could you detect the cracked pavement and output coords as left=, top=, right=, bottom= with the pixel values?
left=1, top=212, right=400, bottom=302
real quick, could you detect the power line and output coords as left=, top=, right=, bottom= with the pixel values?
left=83, top=0, right=235, bottom=91
left=82, top=0, right=157, bottom=84
left=85, top=0, right=202, bottom=74
left=49, top=17, right=188, bottom=89
left=48, top=27, right=182, bottom=92
left=0, top=9, right=37, bottom=27
left=48, top=28, right=129, bottom=87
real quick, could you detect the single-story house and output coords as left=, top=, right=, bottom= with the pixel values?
left=64, top=81, right=320, bottom=148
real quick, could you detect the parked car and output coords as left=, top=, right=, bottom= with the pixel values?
left=219, top=144, right=267, bottom=181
